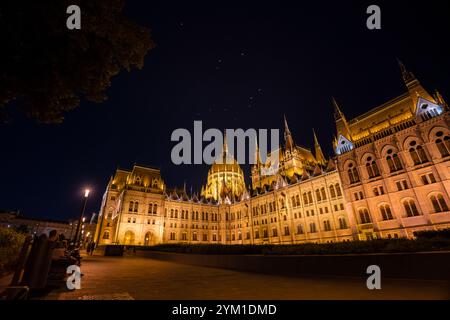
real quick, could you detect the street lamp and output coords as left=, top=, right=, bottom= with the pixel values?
left=73, top=188, right=90, bottom=246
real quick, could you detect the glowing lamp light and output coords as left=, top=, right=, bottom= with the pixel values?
left=84, top=189, right=91, bottom=198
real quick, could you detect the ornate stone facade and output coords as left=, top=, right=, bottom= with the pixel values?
left=94, top=63, right=450, bottom=246
left=334, top=63, right=450, bottom=240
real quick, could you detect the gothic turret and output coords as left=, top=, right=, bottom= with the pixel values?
left=397, top=59, right=436, bottom=112
left=284, top=115, right=295, bottom=151
left=313, top=129, right=326, bottom=166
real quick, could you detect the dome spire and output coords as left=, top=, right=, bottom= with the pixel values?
left=223, top=131, right=229, bottom=158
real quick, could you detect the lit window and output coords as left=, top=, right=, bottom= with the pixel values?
left=430, top=194, right=449, bottom=213
left=403, top=200, right=420, bottom=217
left=323, top=220, right=331, bottom=231
left=409, top=141, right=429, bottom=165
left=358, top=209, right=371, bottom=224
left=365, top=156, right=380, bottom=179
left=380, top=204, right=393, bottom=220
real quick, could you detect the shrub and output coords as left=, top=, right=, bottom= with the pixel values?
left=138, top=238, right=450, bottom=256
left=0, top=227, right=26, bottom=275
left=414, top=229, right=450, bottom=240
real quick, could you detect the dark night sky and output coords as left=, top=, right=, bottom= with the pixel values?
left=1, top=1, right=450, bottom=221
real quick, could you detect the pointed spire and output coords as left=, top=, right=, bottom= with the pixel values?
left=332, top=97, right=352, bottom=140
left=332, top=135, right=338, bottom=150
left=254, top=132, right=261, bottom=166
left=283, top=115, right=295, bottom=150
left=223, top=130, right=229, bottom=157
left=396, top=59, right=435, bottom=112
left=313, top=129, right=326, bottom=165
left=284, top=114, right=291, bottom=134
left=397, top=59, right=416, bottom=84
left=332, top=97, right=344, bottom=120
left=435, top=90, right=448, bottom=109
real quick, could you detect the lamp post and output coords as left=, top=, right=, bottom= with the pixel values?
left=73, top=189, right=90, bottom=246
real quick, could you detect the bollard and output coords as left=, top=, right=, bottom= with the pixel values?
left=10, top=235, right=32, bottom=286
left=21, top=234, right=54, bottom=290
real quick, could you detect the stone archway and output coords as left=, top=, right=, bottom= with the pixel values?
left=143, top=231, right=154, bottom=246
left=124, top=230, right=135, bottom=245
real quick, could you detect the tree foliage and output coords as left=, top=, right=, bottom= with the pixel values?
left=0, top=0, right=154, bottom=123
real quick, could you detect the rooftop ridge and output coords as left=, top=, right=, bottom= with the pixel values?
left=348, top=92, right=411, bottom=124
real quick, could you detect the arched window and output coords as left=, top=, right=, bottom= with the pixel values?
left=303, top=193, right=308, bottom=205
left=102, top=230, right=110, bottom=240
left=358, top=208, right=371, bottom=224
left=347, top=163, right=360, bottom=184
left=153, top=204, right=157, bottom=214
left=409, top=141, right=429, bottom=165
left=296, top=224, right=303, bottom=234
left=365, top=156, right=380, bottom=179
left=323, top=220, right=331, bottom=231
left=430, top=194, right=449, bottom=213
left=309, top=222, right=317, bottom=233
left=329, top=185, right=336, bottom=198
left=335, top=184, right=342, bottom=197
left=315, top=189, right=322, bottom=202
left=379, top=204, right=393, bottom=220
left=308, top=191, right=313, bottom=204
left=386, top=149, right=403, bottom=173
left=128, top=201, right=134, bottom=212
left=133, top=201, right=139, bottom=212
left=321, top=187, right=327, bottom=200
left=403, top=199, right=420, bottom=217
left=435, top=131, right=450, bottom=158
left=338, top=217, right=347, bottom=229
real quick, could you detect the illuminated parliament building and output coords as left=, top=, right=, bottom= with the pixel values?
left=95, top=64, right=450, bottom=246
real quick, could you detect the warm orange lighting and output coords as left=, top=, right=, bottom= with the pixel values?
left=84, top=189, right=91, bottom=198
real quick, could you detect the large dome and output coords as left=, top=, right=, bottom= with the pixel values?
left=201, top=137, right=246, bottom=201
left=210, top=154, right=243, bottom=175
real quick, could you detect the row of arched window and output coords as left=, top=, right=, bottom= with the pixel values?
left=128, top=201, right=159, bottom=215
left=300, top=184, right=342, bottom=206
left=128, top=201, right=138, bottom=212
left=148, top=203, right=158, bottom=215
left=347, top=132, right=450, bottom=184
left=357, top=194, right=449, bottom=223
left=131, top=175, right=160, bottom=188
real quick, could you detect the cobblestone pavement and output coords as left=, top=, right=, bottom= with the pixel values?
left=40, top=255, right=450, bottom=300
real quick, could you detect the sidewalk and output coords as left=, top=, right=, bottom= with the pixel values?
left=40, top=255, right=450, bottom=300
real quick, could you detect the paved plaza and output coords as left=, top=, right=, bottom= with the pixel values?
left=39, top=255, right=450, bottom=300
